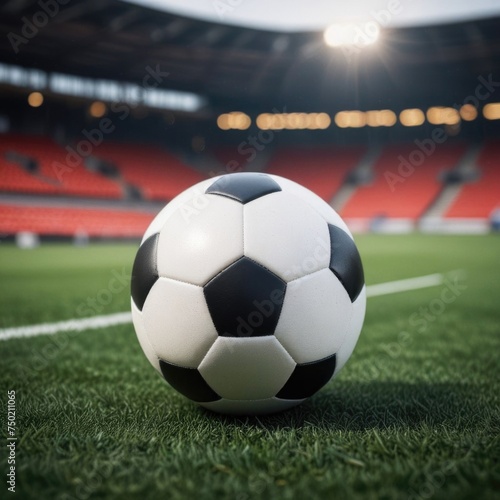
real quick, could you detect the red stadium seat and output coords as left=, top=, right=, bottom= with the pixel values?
left=267, top=146, right=366, bottom=201
left=0, top=204, right=155, bottom=238
left=0, top=159, right=58, bottom=195
left=94, top=142, right=205, bottom=201
left=341, top=143, right=467, bottom=220
left=444, top=141, right=500, bottom=218
left=0, top=134, right=123, bottom=199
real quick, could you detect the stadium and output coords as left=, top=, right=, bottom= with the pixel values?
left=1, top=0, right=499, bottom=498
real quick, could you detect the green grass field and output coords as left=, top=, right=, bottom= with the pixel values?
left=1, top=235, right=499, bottom=499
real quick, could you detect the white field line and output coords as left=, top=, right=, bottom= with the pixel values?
left=0, top=312, right=132, bottom=341
left=0, top=273, right=446, bottom=341
left=366, top=273, right=444, bottom=298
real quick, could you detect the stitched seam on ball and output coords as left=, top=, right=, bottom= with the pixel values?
left=158, top=356, right=205, bottom=371
left=156, top=275, right=203, bottom=288
left=242, top=203, right=246, bottom=256
left=292, top=191, right=331, bottom=226
left=273, top=281, right=286, bottom=331
left=288, top=190, right=354, bottom=242
left=244, top=256, right=286, bottom=282
left=273, top=336, right=295, bottom=365
left=286, top=266, right=328, bottom=284
left=245, top=256, right=287, bottom=329
left=197, top=334, right=219, bottom=370
left=134, top=304, right=163, bottom=367
left=203, top=256, right=245, bottom=286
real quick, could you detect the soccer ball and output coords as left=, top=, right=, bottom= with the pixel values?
left=131, top=173, right=365, bottom=415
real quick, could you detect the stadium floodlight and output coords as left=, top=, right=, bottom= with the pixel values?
left=483, top=103, right=500, bottom=120
left=217, top=112, right=251, bottom=130
left=399, top=108, right=426, bottom=127
left=324, top=22, right=380, bottom=48
left=27, top=92, right=44, bottom=108
left=365, top=110, right=397, bottom=127
left=334, top=111, right=367, bottom=128
left=459, top=104, right=478, bottom=121
left=89, top=101, right=107, bottom=118
left=427, top=106, right=460, bottom=125
left=255, top=112, right=331, bottom=130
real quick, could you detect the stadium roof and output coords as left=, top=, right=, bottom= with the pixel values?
left=1, top=0, right=500, bottom=112
left=126, top=0, right=500, bottom=31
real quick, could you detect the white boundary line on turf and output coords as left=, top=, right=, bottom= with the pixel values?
left=365, top=273, right=444, bottom=298
left=0, top=312, right=132, bottom=341
left=0, top=273, right=447, bottom=341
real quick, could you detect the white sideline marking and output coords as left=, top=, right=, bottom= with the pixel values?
left=0, top=273, right=447, bottom=341
left=366, top=273, right=444, bottom=298
left=0, top=312, right=132, bottom=341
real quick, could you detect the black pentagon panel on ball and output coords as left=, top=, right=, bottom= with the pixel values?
left=205, top=172, right=282, bottom=204
left=159, top=359, right=221, bottom=403
left=328, top=224, right=364, bottom=302
left=276, top=353, right=337, bottom=400
left=131, top=233, right=160, bottom=311
left=204, top=256, right=286, bottom=337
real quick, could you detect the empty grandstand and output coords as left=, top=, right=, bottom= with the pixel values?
left=0, top=0, right=499, bottom=240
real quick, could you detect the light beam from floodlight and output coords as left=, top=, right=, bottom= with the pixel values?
left=324, top=22, right=380, bottom=48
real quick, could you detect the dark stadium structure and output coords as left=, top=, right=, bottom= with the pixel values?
left=0, top=0, right=500, bottom=238
left=2, top=4, right=500, bottom=499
